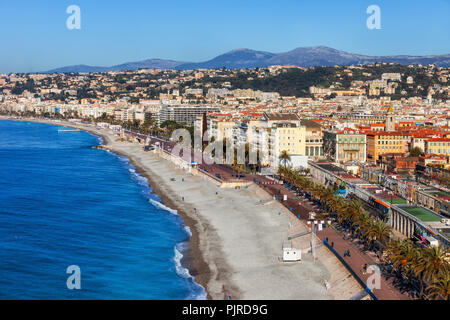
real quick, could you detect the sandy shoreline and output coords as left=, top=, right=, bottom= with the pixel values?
left=107, top=147, right=215, bottom=298
left=1, top=116, right=361, bottom=300
left=0, top=116, right=234, bottom=299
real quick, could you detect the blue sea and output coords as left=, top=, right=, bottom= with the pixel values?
left=0, top=120, right=206, bottom=300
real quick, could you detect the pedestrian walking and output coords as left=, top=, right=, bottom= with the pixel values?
left=348, top=249, right=351, bottom=257
left=363, top=263, right=368, bottom=274
left=331, top=242, right=334, bottom=248
left=344, top=250, right=348, bottom=257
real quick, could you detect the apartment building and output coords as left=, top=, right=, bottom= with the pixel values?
left=233, top=119, right=262, bottom=147
left=134, top=111, right=152, bottom=123
left=334, top=113, right=386, bottom=124
left=184, top=88, right=203, bottom=97
left=301, top=119, right=324, bottom=159
left=209, top=117, right=235, bottom=141
left=324, top=128, right=367, bottom=163
left=425, top=138, right=450, bottom=155
left=158, top=104, right=220, bottom=126
left=366, top=131, right=411, bottom=162
left=267, top=122, right=307, bottom=168
left=381, top=73, right=402, bottom=81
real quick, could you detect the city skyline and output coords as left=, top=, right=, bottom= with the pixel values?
left=1, top=0, right=450, bottom=73
left=1, top=0, right=450, bottom=305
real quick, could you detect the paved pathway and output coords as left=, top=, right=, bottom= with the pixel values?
left=251, top=176, right=412, bottom=300
left=137, top=134, right=412, bottom=299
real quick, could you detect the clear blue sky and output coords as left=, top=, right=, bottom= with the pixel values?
left=1, top=0, right=449, bottom=73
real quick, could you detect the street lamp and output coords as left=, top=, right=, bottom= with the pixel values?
left=306, top=212, right=331, bottom=263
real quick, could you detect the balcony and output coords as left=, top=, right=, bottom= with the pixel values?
left=342, top=144, right=362, bottom=151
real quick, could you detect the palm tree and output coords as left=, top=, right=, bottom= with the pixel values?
left=352, top=211, right=371, bottom=240
left=349, top=200, right=364, bottom=216
left=319, top=186, right=335, bottom=211
left=232, top=148, right=245, bottom=177
left=385, top=239, right=420, bottom=291
left=277, top=164, right=450, bottom=299
left=279, top=150, right=291, bottom=168
left=366, top=220, right=392, bottom=254
left=427, top=271, right=450, bottom=300
left=328, top=196, right=344, bottom=215
left=338, top=199, right=363, bottom=228
left=414, top=245, right=450, bottom=298
left=417, top=246, right=449, bottom=280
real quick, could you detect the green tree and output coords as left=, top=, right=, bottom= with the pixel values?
left=279, top=150, right=291, bottom=168
left=409, top=147, right=424, bottom=157
left=427, top=271, right=450, bottom=300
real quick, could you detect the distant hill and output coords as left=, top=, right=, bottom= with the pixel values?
left=176, top=46, right=450, bottom=69
left=43, top=46, right=450, bottom=73
left=45, top=59, right=187, bottom=74
left=176, top=48, right=276, bottom=70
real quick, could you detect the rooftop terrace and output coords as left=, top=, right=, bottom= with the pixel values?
left=400, top=206, right=442, bottom=222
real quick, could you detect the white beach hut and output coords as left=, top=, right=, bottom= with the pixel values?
left=282, top=241, right=301, bottom=262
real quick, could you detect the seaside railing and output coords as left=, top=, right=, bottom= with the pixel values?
left=322, top=239, right=378, bottom=300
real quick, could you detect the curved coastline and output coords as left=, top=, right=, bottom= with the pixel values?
left=0, top=116, right=211, bottom=299
left=1, top=116, right=360, bottom=301
left=109, top=147, right=211, bottom=299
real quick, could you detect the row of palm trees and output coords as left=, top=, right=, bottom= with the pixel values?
left=385, top=239, right=449, bottom=299
left=278, top=166, right=450, bottom=300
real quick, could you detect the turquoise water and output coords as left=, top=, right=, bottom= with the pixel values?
left=0, top=120, right=206, bottom=300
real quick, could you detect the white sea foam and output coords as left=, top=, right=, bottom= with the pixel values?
left=117, top=155, right=129, bottom=163
left=135, top=175, right=149, bottom=187
left=174, top=246, right=191, bottom=279
left=109, top=148, right=206, bottom=299
left=149, top=199, right=178, bottom=215
left=174, top=246, right=207, bottom=300
left=122, top=162, right=150, bottom=189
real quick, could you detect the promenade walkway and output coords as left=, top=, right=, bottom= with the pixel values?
left=252, top=176, right=412, bottom=300
left=133, top=133, right=411, bottom=299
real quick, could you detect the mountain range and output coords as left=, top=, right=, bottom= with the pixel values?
left=44, top=46, right=450, bottom=73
